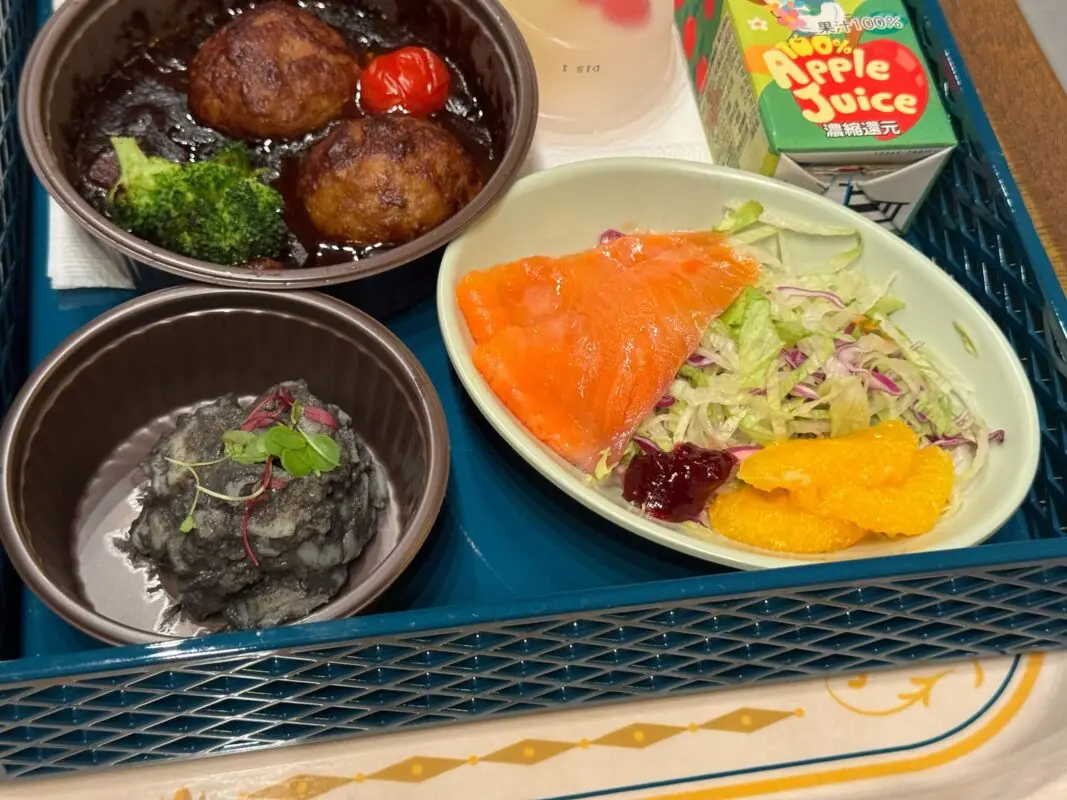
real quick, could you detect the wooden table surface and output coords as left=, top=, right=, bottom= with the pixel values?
left=940, top=0, right=1067, bottom=285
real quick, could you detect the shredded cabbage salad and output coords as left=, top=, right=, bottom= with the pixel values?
left=602, top=200, right=1002, bottom=508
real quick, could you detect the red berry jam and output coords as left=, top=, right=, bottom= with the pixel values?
left=622, top=444, right=736, bottom=523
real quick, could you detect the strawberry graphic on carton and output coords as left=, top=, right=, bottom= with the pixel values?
left=675, top=0, right=957, bottom=233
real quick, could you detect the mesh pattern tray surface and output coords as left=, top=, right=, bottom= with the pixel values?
left=2, top=0, right=1067, bottom=781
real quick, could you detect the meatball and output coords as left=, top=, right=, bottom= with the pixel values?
left=188, top=1, right=361, bottom=140
left=298, top=115, right=484, bottom=244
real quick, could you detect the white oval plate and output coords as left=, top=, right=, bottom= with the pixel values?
left=436, top=158, right=1041, bottom=570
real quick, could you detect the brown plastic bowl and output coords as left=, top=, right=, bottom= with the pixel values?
left=19, top=0, right=537, bottom=299
left=0, top=287, right=450, bottom=645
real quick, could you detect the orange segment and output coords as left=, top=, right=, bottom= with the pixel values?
left=794, top=445, right=955, bottom=537
left=709, top=487, right=870, bottom=554
left=716, top=421, right=954, bottom=554
left=737, top=420, right=919, bottom=492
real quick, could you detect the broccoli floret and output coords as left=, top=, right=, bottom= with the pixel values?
left=206, top=140, right=257, bottom=174
left=107, top=137, right=287, bottom=266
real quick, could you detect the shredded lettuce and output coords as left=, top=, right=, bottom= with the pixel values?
left=736, top=291, right=782, bottom=390
left=826, top=376, right=870, bottom=438
left=954, top=320, right=978, bottom=357
left=593, top=450, right=614, bottom=481
left=715, top=200, right=764, bottom=233
left=627, top=200, right=996, bottom=497
left=755, top=208, right=855, bottom=237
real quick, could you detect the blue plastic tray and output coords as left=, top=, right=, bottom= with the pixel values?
left=2, top=0, right=1067, bottom=781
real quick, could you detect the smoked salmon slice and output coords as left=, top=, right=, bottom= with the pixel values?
left=456, top=231, right=739, bottom=345
left=457, top=251, right=621, bottom=345
left=600, top=230, right=735, bottom=268
left=463, top=237, right=759, bottom=472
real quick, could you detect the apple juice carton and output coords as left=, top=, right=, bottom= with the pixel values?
left=675, top=0, right=957, bottom=233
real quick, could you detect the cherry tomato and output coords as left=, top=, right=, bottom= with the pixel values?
left=360, top=46, right=451, bottom=116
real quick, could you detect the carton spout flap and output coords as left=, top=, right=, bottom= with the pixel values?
left=776, top=148, right=955, bottom=233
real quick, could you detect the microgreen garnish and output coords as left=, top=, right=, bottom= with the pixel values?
left=165, top=457, right=268, bottom=535
left=168, top=387, right=343, bottom=566
left=302, top=405, right=338, bottom=429
left=225, top=422, right=337, bottom=479
left=302, top=431, right=341, bottom=471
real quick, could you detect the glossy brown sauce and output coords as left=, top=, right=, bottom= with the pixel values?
left=70, top=0, right=499, bottom=269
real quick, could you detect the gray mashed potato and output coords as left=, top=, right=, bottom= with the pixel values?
left=127, top=379, right=388, bottom=630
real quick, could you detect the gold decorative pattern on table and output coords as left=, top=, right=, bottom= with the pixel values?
left=228, top=705, right=801, bottom=799
left=653, top=655, right=1042, bottom=800
left=826, top=660, right=986, bottom=717
left=702, top=706, right=798, bottom=732
left=368, top=756, right=467, bottom=783
left=594, top=722, right=686, bottom=748
left=242, top=776, right=353, bottom=798
left=482, top=738, right=575, bottom=764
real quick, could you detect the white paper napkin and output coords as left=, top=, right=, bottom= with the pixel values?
left=44, top=0, right=135, bottom=289
left=47, top=201, right=137, bottom=289
left=45, top=28, right=709, bottom=290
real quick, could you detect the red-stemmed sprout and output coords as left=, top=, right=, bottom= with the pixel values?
left=166, top=388, right=342, bottom=565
